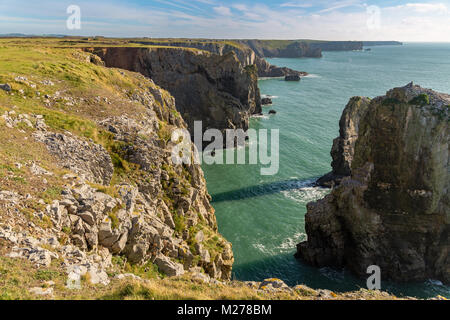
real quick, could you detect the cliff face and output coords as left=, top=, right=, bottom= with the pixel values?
left=317, top=97, right=371, bottom=187
left=239, top=40, right=364, bottom=58
left=297, top=83, right=450, bottom=284
left=132, top=40, right=306, bottom=78
left=238, top=40, right=322, bottom=58
left=88, top=47, right=261, bottom=140
left=0, top=47, right=233, bottom=283
left=310, top=41, right=363, bottom=52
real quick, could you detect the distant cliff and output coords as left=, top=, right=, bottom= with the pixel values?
left=297, top=83, right=450, bottom=284
left=363, top=41, right=403, bottom=46
left=132, top=40, right=306, bottom=78
left=88, top=47, right=262, bottom=140
left=238, top=40, right=364, bottom=58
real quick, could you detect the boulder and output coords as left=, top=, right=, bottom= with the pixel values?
left=285, top=75, right=301, bottom=81
left=0, top=83, right=11, bottom=92
left=261, top=97, right=273, bottom=105
left=154, top=255, right=185, bottom=277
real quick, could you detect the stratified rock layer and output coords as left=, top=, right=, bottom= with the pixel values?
left=297, top=83, right=450, bottom=284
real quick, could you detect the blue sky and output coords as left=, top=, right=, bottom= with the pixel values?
left=1, top=0, right=449, bottom=41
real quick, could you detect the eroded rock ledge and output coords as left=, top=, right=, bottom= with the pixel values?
left=297, top=83, right=450, bottom=284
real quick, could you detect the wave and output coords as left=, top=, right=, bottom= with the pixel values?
left=277, top=232, right=306, bottom=250
left=282, top=184, right=329, bottom=204
left=261, top=94, right=279, bottom=99
left=304, top=74, right=321, bottom=78
left=251, top=114, right=269, bottom=119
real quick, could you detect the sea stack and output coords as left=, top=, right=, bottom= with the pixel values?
left=297, top=83, right=450, bottom=284
left=316, top=96, right=371, bottom=187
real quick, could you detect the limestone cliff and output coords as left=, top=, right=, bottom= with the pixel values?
left=88, top=47, right=262, bottom=140
left=297, top=83, right=450, bottom=284
left=132, top=40, right=306, bottom=78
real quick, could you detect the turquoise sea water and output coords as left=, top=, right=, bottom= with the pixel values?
left=202, top=43, right=450, bottom=299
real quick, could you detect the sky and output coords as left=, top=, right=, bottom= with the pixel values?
left=0, top=0, right=449, bottom=41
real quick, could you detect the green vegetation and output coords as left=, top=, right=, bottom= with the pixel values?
left=409, top=93, right=430, bottom=106
left=382, top=97, right=401, bottom=106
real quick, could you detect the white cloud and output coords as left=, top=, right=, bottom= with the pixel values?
left=280, top=2, right=313, bottom=8
left=388, top=2, right=448, bottom=13
left=213, top=6, right=232, bottom=16
left=1, top=0, right=449, bottom=41
left=232, top=4, right=248, bottom=11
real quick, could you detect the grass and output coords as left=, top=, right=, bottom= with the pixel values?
left=409, top=93, right=430, bottom=106
left=0, top=253, right=407, bottom=301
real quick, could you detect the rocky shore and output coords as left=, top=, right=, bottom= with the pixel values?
left=298, top=83, right=449, bottom=284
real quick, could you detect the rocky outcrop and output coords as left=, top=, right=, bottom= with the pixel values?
left=261, top=97, right=273, bottom=105
left=297, top=83, right=450, bottom=284
left=285, top=75, right=301, bottom=81
left=88, top=47, right=261, bottom=140
left=317, top=97, right=371, bottom=187
left=33, top=131, right=114, bottom=186
left=254, top=57, right=306, bottom=78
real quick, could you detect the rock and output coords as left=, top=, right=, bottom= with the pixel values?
left=115, top=273, right=146, bottom=282
left=259, top=278, right=291, bottom=292
left=316, top=97, right=371, bottom=187
left=30, top=163, right=54, bottom=176
left=297, top=84, right=450, bottom=284
left=78, top=212, right=95, bottom=226
left=261, top=97, right=273, bottom=105
left=29, top=287, right=54, bottom=296
left=285, top=75, right=301, bottom=81
left=191, top=272, right=211, bottom=284
left=33, top=131, right=113, bottom=185
left=0, top=83, right=11, bottom=92
left=154, top=255, right=185, bottom=277
left=293, top=285, right=319, bottom=296
left=0, top=191, right=20, bottom=203
left=268, top=110, right=277, bottom=115
left=8, top=246, right=59, bottom=267
left=89, top=47, right=262, bottom=144
left=194, top=230, right=205, bottom=243
left=87, top=268, right=110, bottom=285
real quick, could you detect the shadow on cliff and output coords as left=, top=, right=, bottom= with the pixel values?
left=211, top=178, right=321, bottom=203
